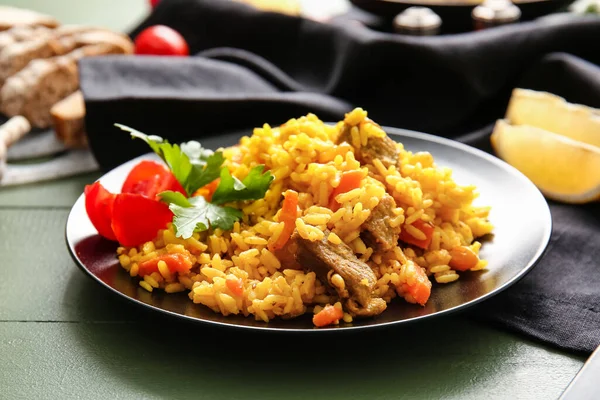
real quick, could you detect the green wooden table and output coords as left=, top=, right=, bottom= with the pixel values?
left=0, top=0, right=588, bottom=398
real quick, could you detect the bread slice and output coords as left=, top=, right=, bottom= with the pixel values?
left=0, top=6, right=59, bottom=31
left=0, top=35, right=77, bottom=87
left=0, top=26, right=134, bottom=87
left=0, top=25, right=52, bottom=51
left=50, top=90, right=86, bottom=148
left=0, top=56, right=78, bottom=127
left=73, top=30, right=134, bottom=54
left=0, top=42, right=130, bottom=128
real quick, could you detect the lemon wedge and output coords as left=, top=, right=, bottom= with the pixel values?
left=233, top=0, right=301, bottom=15
left=506, top=88, right=600, bottom=148
left=491, top=119, right=600, bottom=203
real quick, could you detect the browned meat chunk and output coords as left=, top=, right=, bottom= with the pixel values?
left=361, top=194, right=401, bottom=252
left=292, top=230, right=387, bottom=317
left=337, top=120, right=400, bottom=168
left=346, top=297, right=387, bottom=317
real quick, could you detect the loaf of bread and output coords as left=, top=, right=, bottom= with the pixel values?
left=0, top=6, right=59, bottom=31
left=0, top=56, right=78, bottom=127
left=0, top=26, right=133, bottom=87
left=1, top=42, right=131, bottom=128
left=73, top=30, right=134, bottom=54
left=0, top=25, right=51, bottom=51
left=0, top=35, right=77, bottom=87
left=50, top=90, right=86, bottom=148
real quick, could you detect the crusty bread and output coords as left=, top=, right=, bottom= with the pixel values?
left=0, top=26, right=134, bottom=87
left=0, top=6, right=59, bottom=31
left=0, top=25, right=51, bottom=51
left=73, top=30, right=134, bottom=54
left=50, top=90, right=86, bottom=148
left=1, top=42, right=131, bottom=128
left=0, top=35, right=77, bottom=87
left=0, top=56, right=79, bottom=127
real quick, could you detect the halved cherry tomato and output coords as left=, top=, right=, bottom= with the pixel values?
left=399, top=219, right=435, bottom=249
left=111, top=193, right=173, bottom=247
left=84, top=182, right=117, bottom=241
left=328, top=170, right=364, bottom=211
left=134, top=25, right=189, bottom=56
left=138, top=253, right=192, bottom=276
left=313, top=305, right=344, bottom=327
left=226, top=277, right=244, bottom=297
left=122, top=160, right=185, bottom=199
left=269, top=190, right=298, bottom=252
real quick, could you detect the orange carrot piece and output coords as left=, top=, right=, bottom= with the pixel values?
left=138, top=253, right=192, bottom=276
left=449, top=246, right=479, bottom=271
left=328, top=170, right=364, bottom=211
left=269, top=190, right=298, bottom=252
left=399, top=219, right=435, bottom=249
left=193, top=178, right=221, bottom=201
left=406, top=262, right=432, bottom=306
left=313, top=305, right=344, bottom=327
left=226, top=277, right=244, bottom=297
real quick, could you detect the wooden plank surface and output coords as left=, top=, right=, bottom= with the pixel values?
left=0, top=178, right=587, bottom=399
left=0, top=173, right=100, bottom=208
left=0, top=319, right=584, bottom=400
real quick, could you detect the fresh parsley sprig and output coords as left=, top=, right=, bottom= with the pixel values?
left=115, top=124, right=223, bottom=196
left=115, top=124, right=274, bottom=239
left=158, top=191, right=243, bottom=239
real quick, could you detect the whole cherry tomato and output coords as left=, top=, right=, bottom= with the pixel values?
left=134, top=25, right=189, bottom=56
left=148, top=0, right=161, bottom=8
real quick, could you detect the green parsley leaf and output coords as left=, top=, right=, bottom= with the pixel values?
left=161, top=193, right=243, bottom=239
left=211, top=165, right=274, bottom=205
left=116, top=124, right=224, bottom=196
left=115, top=124, right=192, bottom=189
left=184, top=151, right=224, bottom=195
left=158, top=191, right=191, bottom=207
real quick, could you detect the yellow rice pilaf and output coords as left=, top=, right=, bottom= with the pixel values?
left=117, top=108, right=493, bottom=324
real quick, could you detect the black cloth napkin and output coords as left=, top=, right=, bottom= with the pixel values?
left=79, top=0, right=600, bottom=353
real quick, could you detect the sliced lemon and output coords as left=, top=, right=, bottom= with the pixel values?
left=506, top=88, right=600, bottom=148
left=233, top=0, right=301, bottom=15
left=491, top=119, right=600, bottom=204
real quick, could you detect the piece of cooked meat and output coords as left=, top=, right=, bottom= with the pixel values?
left=292, top=229, right=387, bottom=317
left=346, top=297, right=387, bottom=317
left=361, top=194, right=401, bottom=252
left=337, top=120, right=400, bottom=168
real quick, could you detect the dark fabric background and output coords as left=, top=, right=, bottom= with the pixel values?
left=79, top=0, right=600, bottom=353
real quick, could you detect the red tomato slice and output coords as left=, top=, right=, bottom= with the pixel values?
left=134, top=25, right=189, bottom=56
left=122, top=160, right=185, bottom=199
left=111, top=193, right=173, bottom=247
left=84, top=182, right=117, bottom=241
